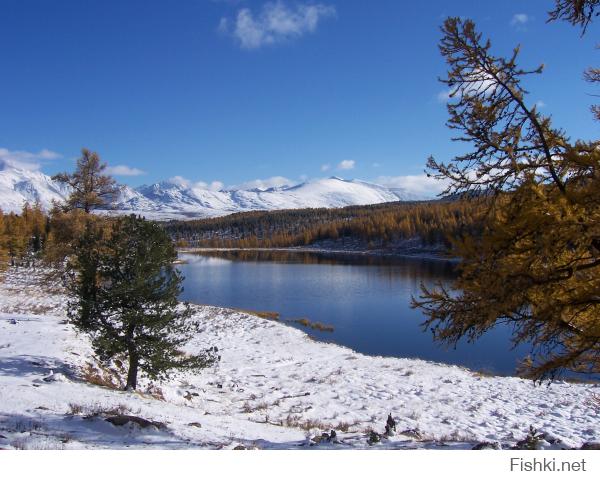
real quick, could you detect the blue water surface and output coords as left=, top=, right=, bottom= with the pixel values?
left=178, top=251, right=530, bottom=375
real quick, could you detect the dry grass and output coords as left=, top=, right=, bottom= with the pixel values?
left=242, top=401, right=274, bottom=413
left=13, top=419, right=43, bottom=433
left=26, top=304, right=55, bottom=315
left=437, top=430, right=477, bottom=443
left=294, top=318, right=334, bottom=332
left=80, top=362, right=123, bottom=390
left=332, top=421, right=354, bottom=433
left=146, top=385, right=166, bottom=401
left=282, top=415, right=331, bottom=431
left=67, top=403, right=84, bottom=415
left=40, top=270, right=68, bottom=295
left=281, top=415, right=357, bottom=432
left=585, top=393, right=600, bottom=413
left=67, top=402, right=136, bottom=418
left=236, top=309, right=281, bottom=321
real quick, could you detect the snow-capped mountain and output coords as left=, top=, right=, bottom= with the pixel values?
left=0, top=163, right=405, bottom=220
left=0, top=160, right=71, bottom=212
left=113, top=176, right=403, bottom=219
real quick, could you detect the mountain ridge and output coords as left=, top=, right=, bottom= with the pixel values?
left=0, top=163, right=418, bottom=220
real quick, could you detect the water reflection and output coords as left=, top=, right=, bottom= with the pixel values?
left=194, top=249, right=457, bottom=279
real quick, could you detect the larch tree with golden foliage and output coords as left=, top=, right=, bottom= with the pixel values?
left=412, top=9, right=600, bottom=380
left=52, top=148, right=119, bottom=213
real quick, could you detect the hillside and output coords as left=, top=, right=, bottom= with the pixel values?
left=164, top=199, right=482, bottom=254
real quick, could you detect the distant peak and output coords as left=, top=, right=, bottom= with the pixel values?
left=328, top=176, right=345, bottom=181
left=0, top=159, right=22, bottom=171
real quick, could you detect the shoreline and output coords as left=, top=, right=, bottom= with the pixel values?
left=1, top=266, right=599, bottom=450
left=178, top=246, right=459, bottom=262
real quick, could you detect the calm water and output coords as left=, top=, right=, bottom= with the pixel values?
left=178, top=250, right=530, bottom=375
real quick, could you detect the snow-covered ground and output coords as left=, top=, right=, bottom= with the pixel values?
left=1, top=266, right=599, bottom=450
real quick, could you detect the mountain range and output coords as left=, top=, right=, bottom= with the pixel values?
left=0, top=161, right=417, bottom=220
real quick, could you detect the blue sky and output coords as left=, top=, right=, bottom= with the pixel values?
left=0, top=0, right=597, bottom=193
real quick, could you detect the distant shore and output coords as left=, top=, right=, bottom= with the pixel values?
left=178, top=246, right=459, bottom=262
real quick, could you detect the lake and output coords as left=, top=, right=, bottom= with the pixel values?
left=178, top=250, right=530, bottom=375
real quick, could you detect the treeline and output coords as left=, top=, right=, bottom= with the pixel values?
left=0, top=204, right=49, bottom=266
left=1, top=199, right=483, bottom=264
left=0, top=203, right=107, bottom=268
left=164, top=200, right=483, bottom=251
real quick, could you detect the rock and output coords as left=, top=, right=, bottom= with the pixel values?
left=42, top=371, right=68, bottom=383
left=367, top=431, right=381, bottom=445
left=311, top=430, right=338, bottom=445
left=233, top=445, right=246, bottom=450
left=580, top=442, right=600, bottom=450
left=472, top=441, right=500, bottom=450
left=187, top=422, right=202, bottom=428
left=399, top=428, right=422, bottom=440
left=183, top=391, right=200, bottom=401
left=105, top=415, right=165, bottom=430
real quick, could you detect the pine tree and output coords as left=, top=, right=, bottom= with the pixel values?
left=68, top=215, right=217, bottom=390
left=67, top=218, right=108, bottom=330
left=0, top=210, right=7, bottom=268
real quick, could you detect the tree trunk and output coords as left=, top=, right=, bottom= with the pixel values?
left=125, top=350, right=138, bottom=391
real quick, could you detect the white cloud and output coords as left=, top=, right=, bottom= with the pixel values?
left=511, top=13, right=529, bottom=26
left=194, top=180, right=225, bottom=191
left=169, top=175, right=295, bottom=192
left=168, top=176, right=224, bottom=191
left=535, top=100, right=546, bottom=109
left=105, top=164, right=146, bottom=176
left=217, top=17, right=230, bottom=33
left=220, top=1, right=336, bottom=49
left=437, top=68, right=498, bottom=104
left=372, top=162, right=381, bottom=168
left=229, top=176, right=293, bottom=190
left=374, top=175, right=449, bottom=200
left=168, top=175, right=191, bottom=188
left=436, top=89, right=452, bottom=103
left=0, top=147, right=61, bottom=171
left=320, top=163, right=331, bottom=172
left=337, top=159, right=355, bottom=170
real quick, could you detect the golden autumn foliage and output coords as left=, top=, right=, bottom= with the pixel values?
left=0, top=205, right=116, bottom=270
left=0, top=203, right=48, bottom=268
left=413, top=11, right=600, bottom=380
left=165, top=200, right=483, bottom=251
left=52, top=148, right=118, bottom=214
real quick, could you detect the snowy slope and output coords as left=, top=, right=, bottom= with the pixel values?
left=1, top=265, right=599, bottom=450
left=0, top=162, right=403, bottom=219
left=112, top=177, right=402, bottom=219
left=0, top=160, right=71, bottom=212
